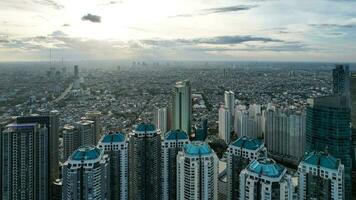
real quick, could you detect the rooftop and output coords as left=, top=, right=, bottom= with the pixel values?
left=248, top=157, right=284, bottom=178
left=135, top=122, right=156, bottom=132
left=165, top=129, right=188, bottom=140
left=302, top=151, right=340, bottom=170
left=183, top=141, right=212, bottom=156
left=231, top=136, right=263, bottom=150
left=101, top=132, right=126, bottom=143
left=71, top=146, right=102, bottom=161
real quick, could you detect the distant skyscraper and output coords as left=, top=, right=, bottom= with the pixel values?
left=128, top=123, right=161, bottom=200
left=306, top=95, right=352, bottom=199
left=177, top=141, right=219, bottom=200
left=298, top=151, right=344, bottom=200
left=156, top=107, right=168, bottom=134
left=161, top=130, right=190, bottom=200
left=62, top=146, right=110, bottom=200
left=219, top=106, right=231, bottom=143
left=224, top=91, right=235, bottom=116
left=62, top=124, right=78, bottom=161
left=239, top=157, right=293, bottom=200
left=226, top=136, right=265, bottom=200
left=75, top=119, right=96, bottom=146
left=85, top=111, right=102, bottom=143
left=332, top=64, right=350, bottom=97
left=97, top=133, right=128, bottom=200
left=74, top=65, right=79, bottom=78
left=16, top=110, right=60, bottom=200
left=172, top=80, right=192, bottom=134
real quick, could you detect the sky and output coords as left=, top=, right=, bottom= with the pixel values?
left=0, top=0, right=356, bottom=62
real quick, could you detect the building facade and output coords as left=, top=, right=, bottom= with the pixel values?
left=298, top=151, right=344, bottom=200
left=97, top=133, right=128, bottom=200
left=224, top=91, right=235, bottom=117
left=177, top=141, right=219, bottom=200
left=219, top=106, right=231, bottom=144
left=161, top=129, right=190, bottom=200
left=128, top=123, right=161, bottom=200
left=62, top=124, right=78, bottom=161
left=226, top=136, right=265, bottom=200
left=75, top=119, right=96, bottom=146
left=172, top=80, right=192, bottom=134
left=156, top=107, right=168, bottom=134
left=62, top=146, right=110, bottom=200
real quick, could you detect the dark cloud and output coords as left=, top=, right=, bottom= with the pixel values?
left=310, top=23, right=355, bottom=29
left=170, top=5, right=257, bottom=18
left=81, top=14, right=101, bottom=23
left=62, top=24, right=70, bottom=27
left=33, top=0, right=64, bottom=9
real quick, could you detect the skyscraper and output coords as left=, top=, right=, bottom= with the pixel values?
left=306, top=95, right=352, bottom=199
left=156, top=107, right=168, bottom=134
left=97, top=132, right=128, bottom=200
left=75, top=119, right=96, bottom=146
left=333, top=64, right=350, bottom=96
left=62, top=124, right=78, bottom=161
left=351, top=72, right=356, bottom=169
left=226, top=136, right=265, bottom=200
left=161, top=129, right=190, bottom=200
left=219, top=106, right=231, bottom=144
left=177, top=141, right=219, bottom=200
left=298, top=151, right=344, bottom=200
left=172, top=80, right=192, bottom=134
left=74, top=65, right=79, bottom=78
left=62, top=146, right=110, bottom=200
left=239, top=157, right=293, bottom=200
left=224, top=91, right=235, bottom=117
left=85, top=111, right=102, bottom=143
left=128, top=123, right=161, bottom=200
left=16, top=110, right=60, bottom=199
left=234, top=105, right=262, bottom=139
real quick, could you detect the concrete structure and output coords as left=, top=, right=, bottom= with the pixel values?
left=177, top=141, right=219, bottom=200
left=161, top=129, right=190, bottom=200
left=226, top=136, right=265, bottom=200
left=62, top=146, right=110, bottom=200
left=351, top=72, right=356, bottom=169
left=97, top=133, right=128, bottom=200
left=128, top=123, right=161, bottom=200
left=234, top=105, right=262, bottom=139
left=62, top=124, right=78, bottom=161
left=298, top=151, right=344, bottom=200
left=156, top=107, right=168, bottom=134
left=219, top=106, right=231, bottom=144
left=172, top=80, right=192, bottom=134
left=85, top=111, right=102, bottom=143
left=224, top=90, right=235, bottom=117
left=75, top=119, right=96, bottom=146
left=333, top=64, right=350, bottom=97
left=239, top=157, right=293, bottom=200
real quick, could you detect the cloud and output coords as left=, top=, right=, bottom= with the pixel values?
left=309, top=23, right=355, bottom=29
left=81, top=14, right=101, bottom=23
left=170, top=5, right=257, bottom=18
left=33, top=0, right=64, bottom=9
left=62, top=24, right=70, bottom=27
left=98, top=0, right=123, bottom=6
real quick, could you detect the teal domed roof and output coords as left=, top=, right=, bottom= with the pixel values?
left=303, top=151, right=339, bottom=170
left=165, top=129, right=188, bottom=140
left=248, top=157, right=284, bottom=178
left=101, top=132, right=126, bottom=143
left=135, top=123, right=156, bottom=132
left=184, top=141, right=212, bottom=156
left=71, top=146, right=102, bottom=161
left=231, top=136, right=263, bottom=150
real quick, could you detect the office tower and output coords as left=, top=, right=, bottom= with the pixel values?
left=226, top=136, right=265, bottom=200
left=62, top=124, right=78, bottom=161
left=172, top=80, right=192, bottom=134
left=85, top=111, right=102, bottom=142
left=97, top=133, right=128, bottom=200
left=75, top=119, right=96, bottom=146
left=234, top=105, right=262, bottom=139
left=264, top=108, right=306, bottom=165
left=1, top=123, right=50, bottom=200
left=62, top=146, right=110, bottom=200
left=15, top=110, right=60, bottom=199
left=156, top=107, right=168, bottom=134
left=298, top=151, right=344, bottom=200
left=128, top=123, right=161, bottom=200
left=306, top=95, right=352, bottom=199
left=239, top=157, right=293, bottom=200
left=224, top=91, right=235, bottom=116
left=74, top=65, right=79, bottom=78
left=351, top=72, right=356, bottom=169
left=194, top=117, right=208, bottom=141
left=177, top=141, right=219, bottom=200
left=333, top=64, right=350, bottom=96
left=161, top=129, right=190, bottom=200
left=219, top=106, right=231, bottom=143
left=52, top=179, right=62, bottom=200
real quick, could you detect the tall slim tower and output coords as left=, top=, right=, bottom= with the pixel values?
left=219, top=106, right=231, bottom=144
left=62, top=124, right=78, bottom=161
left=224, top=91, right=235, bottom=116
left=75, top=119, right=96, bottom=146
left=306, top=95, right=352, bottom=199
left=298, top=151, right=344, bottom=200
left=239, top=157, right=293, bottom=200
left=172, top=80, right=192, bottom=134
left=161, top=130, right=190, bottom=200
left=62, top=146, right=110, bottom=200
left=226, top=137, right=265, bottom=200
left=333, top=64, right=350, bottom=96
left=97, top=133, right=128, bottom=200
left=128, top=123, right=161, bottom=200
left=85, top=111, right=102, bottom=143
left=177, top=141, right=219, bottom=200
left=74, top=65, right=79, bottom=78
left=156, top=107, right=168, bottom=134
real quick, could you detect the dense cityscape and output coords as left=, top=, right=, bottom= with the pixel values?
left=0, top=61, right=355, bottom=199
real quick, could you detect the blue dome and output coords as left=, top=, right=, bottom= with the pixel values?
left=184, top=141, right=212, bottom=156
left=71, top=146, right=102, bottom=161
left=303, top=151, right=339, bottom=170
left=135, top=123, right=156, bottom=132
left=231, top=136, right=263, bottom=150
left=165, top=129, right=188, bottom=140
left=101, top=132, right=126, bottom=143
left=248, top=158, right=284, bottom=178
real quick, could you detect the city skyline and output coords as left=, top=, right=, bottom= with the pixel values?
left=1, top=0, right=356, bottom=62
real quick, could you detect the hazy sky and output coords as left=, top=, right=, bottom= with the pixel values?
left=1, top=0, right=356, bottom=62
